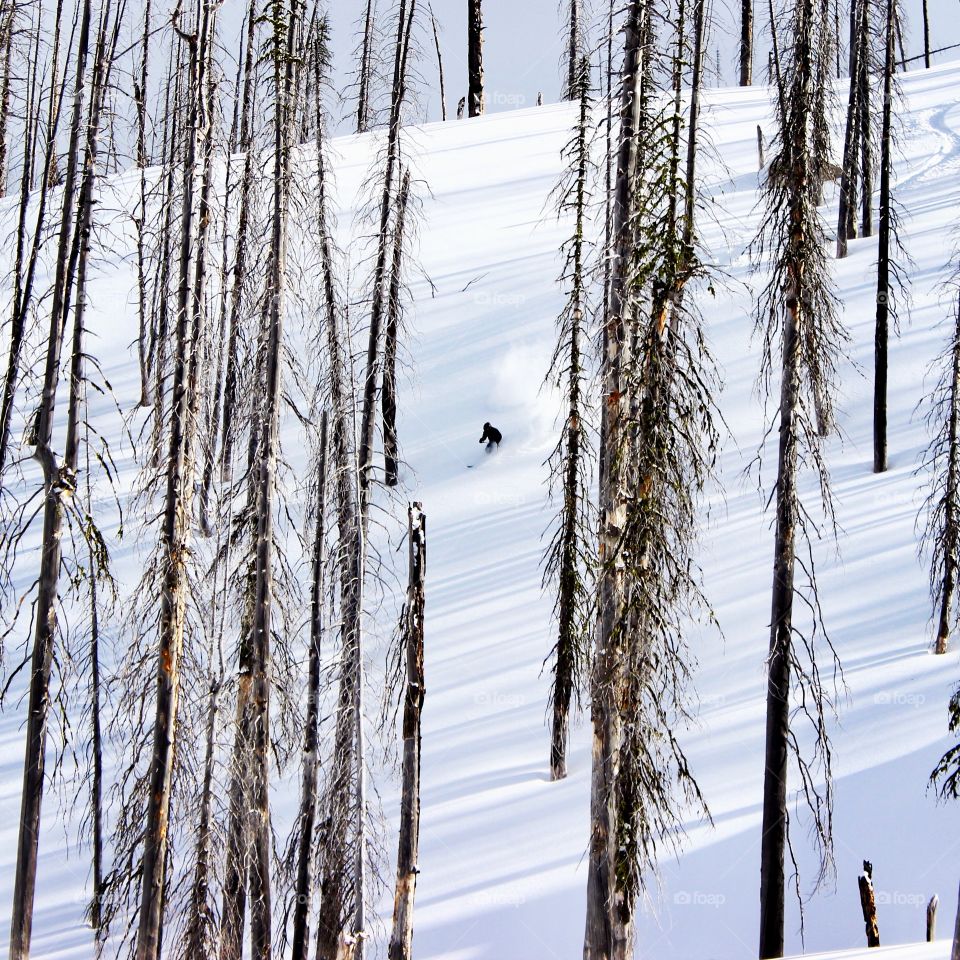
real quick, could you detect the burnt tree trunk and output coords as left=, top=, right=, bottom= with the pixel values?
left=388, top=503, right=427, bottom=960
left=9, top=0, right=94, bottom=952
left=873, top=0, right=894, bottom=474
left=740, top=0, right=753, bottom=85
left=858, top=861, right=881, bottom=947
left=290, top=411, right=329, bottom=960
left=383, top=167, right=411, bottom=488
left=467, top=0, right=484, bottom=116
left=583, top=2, right=646, bottom=956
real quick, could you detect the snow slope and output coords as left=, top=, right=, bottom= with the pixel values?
left=3, top=59, right=960, bottom=960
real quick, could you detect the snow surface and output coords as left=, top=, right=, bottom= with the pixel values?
left=2, top=59, right=960, bottom=960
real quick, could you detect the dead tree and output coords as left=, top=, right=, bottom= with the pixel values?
left=357, top=0, right=375, bottom=132
left=383, top=166, right=412, bottom=488
left=873, top=0, right=899, bottom=473
left=312, top=62, right=367, bottom=960
left=858, top=861, right=880, bottom=947
left=922, top=290, right=960, bottom=660
left=545, top=54, right=593, bottom=783
left=357, top=0, right=416, bottom=502
left=928, top=895, right=939, bottom=942
left=467, top=0, right=483, bottom=116
left=740, top=0, right=753, bottom=85
left=585, top=1, right=717, bottom=956
left=8, top=0, right=96, bottom=952
left=428, top=4, right=446, bottom=119
left=388, top=503, right=427, bottom=960
left=290, top=411, right=329, bottom=959
left=135, top=3, right=217, bottom=955
left=922, top=0, right=930, bottom=68
left=754, top=1, right=846, bottom=955
left=565, top=0, right=583, bottom=99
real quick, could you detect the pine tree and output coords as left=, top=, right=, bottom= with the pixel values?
left=545, top=54, right=594, bottom=783
left=753, top=1, right=846, bottom=954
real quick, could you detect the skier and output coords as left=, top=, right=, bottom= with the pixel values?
left=479, top=422, right=502, bottom=449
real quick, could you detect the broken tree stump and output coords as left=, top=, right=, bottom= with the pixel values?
left=858, top=861, right=880, bottom=948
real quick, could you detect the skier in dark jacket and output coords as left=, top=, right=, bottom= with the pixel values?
left=479, top=422, right=502, bottom=448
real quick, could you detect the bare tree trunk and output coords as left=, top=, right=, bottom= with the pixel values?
left=9, top=0, right=94, bottom=951
left=565, top=0, right=581, bottom=99
left=313, top=92, right=366, bottom=960
left=357, top=0, right=375, bottom=132
left=922, top=0, right=930, bottom=68
left=858, top=861, right=881, bottom=947
left=135, top=0, right=153, bottom=406
left=857, top=0, right=874, bottom=238
left=218, top=0, right=257, bottom=482
left=873, top=0, right=894, bottom=474
left=0, top=0, right=63, bottom=479
left=467, top=0, right=484, bottom=116
left=383, top=167, right=411, bottom=488
left=428, top=5, right=446, bottom=120
left=928, top=895, right=939, bottom=942
left=740, top=0, right=753, bottom=85
left=0, top=0, right=16, bottom=196
left=584, top=2, right=646, bottom=956
left=357, top=0, right=416, bottom=501
left=388, top=503, right=427, bottom=960
left=935, top=299, right=960, bottom=657
left=135, top=3, right=214, bottom=954
left=291, top=411, right=329, bottom=960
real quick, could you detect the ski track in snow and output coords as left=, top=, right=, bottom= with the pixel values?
left=2, top=62, right=960, bottom=960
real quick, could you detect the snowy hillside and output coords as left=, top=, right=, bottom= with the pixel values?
left=2, top=56, right=960, bottom=960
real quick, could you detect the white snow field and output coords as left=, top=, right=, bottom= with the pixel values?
left=2, top=58, right=960, bottom=960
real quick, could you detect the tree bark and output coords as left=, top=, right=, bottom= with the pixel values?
left=740, top=0, right=753, bottom=85
left=357, top=0, right=375, bottom=132
left=922, top=0, right=931, bottom=69
left=357, top=0, right=416, bottom=502
left=9, top=0, right=94, bottom=952
left=858, top=862, right=881, bottom=947
left=873, top=0, right=894, bottom=474
left=928, top=895, right=938, bottom=942
left=291, top=412, right=329, bottom=960
left=388, top=503, right=427, bottom=960
left=583, top=3, right=646, bottom=957
left=135, top=3, right=214, bottom=954
left=383, top=167, right=411, bottom=488
left=935, top=296, right=960, bottom=657
left=429, top=5, right=446, bottom=120
left=467, top=0, right=484, bottom=116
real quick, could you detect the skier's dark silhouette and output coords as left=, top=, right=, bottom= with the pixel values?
left=479, top=422, right=502, bottom=448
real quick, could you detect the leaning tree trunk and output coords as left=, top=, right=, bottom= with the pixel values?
left=388, top=503, right=427, bottom=960
left=467, top=0, right=484, bottom=116
left=873, top=0, right=895, bottom=474
left=428, top=4, right=446, bottom=119
left=9, top=0, right=94, bottom=952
